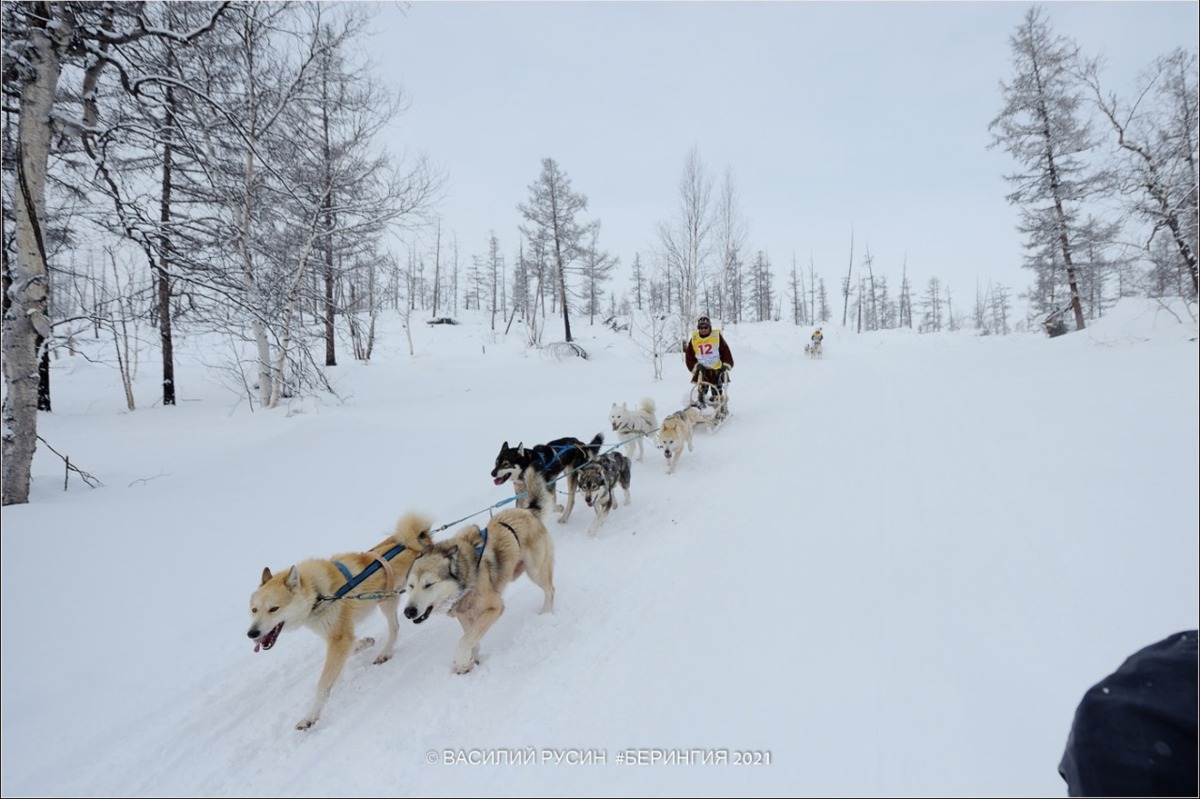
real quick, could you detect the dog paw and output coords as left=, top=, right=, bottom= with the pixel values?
left=353, top=637, right=375, bottom=654
left=296, top=717, right=317, bottom=731
left=453, top=659, right=477, bottom=675
left=373, top=653, right=392, bottom=665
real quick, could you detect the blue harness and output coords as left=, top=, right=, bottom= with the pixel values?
left=535, top=443, right=578, bottom=472
left=474, top=521, right=520, bottom=566
left=330, top=542, right=407, bottom=600
left=474, top=526, right=489, bottom=564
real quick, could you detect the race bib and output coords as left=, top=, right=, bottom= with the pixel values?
left=691, top=330, right=722, bottom=369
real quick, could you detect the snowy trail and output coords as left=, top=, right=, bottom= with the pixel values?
left=2, top=308, right=1196, bottom=798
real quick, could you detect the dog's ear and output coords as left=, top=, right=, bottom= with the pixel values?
left=261, top=567, right=273, bottom=585
left=286, top=565, right=300, bottom=589
left=500, top=440, right=509, bottom=451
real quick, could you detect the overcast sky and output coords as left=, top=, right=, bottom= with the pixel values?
left=370, top=1, right=1198, bottom=308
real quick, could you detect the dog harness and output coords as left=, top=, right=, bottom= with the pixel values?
left=447, top=522, right=522, bottom=609
left=473, top=521, right=520, bottom=567
left=474, top=527, right=488, bottom=564
left=535, top=443, right=580, bottom=471
left=327, top=542, right=407, bottom=601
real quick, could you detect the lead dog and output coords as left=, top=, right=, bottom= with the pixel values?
left=490, top=433, right=604, bottom=523
left=609, top=397, right=657, bottom=462
left=655, top=407, right=702, bottom=474
left=575, top=450, right=632, bottom=537
left=404, top=467, right=556, bottom=674
left=247, top=513, right=432, bottom=730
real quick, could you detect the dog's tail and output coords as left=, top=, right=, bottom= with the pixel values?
left=640, top=397, right=657, bottom=418
left=518, top=466, right=555, bottom=520
left=585, top=431, right=605, bottom=459
left=393, top=512, right=434, bottom=551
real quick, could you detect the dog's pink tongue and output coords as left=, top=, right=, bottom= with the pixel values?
left=254, top=641, right=262, bottom=653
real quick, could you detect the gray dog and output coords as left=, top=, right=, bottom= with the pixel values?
left=574, top=450, right=632, bottom=537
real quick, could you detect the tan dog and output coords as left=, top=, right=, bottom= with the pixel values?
left=247, top=513, right=432, bottom=730
left=404, top=468, right=555, bottom=673
left=655, top=407, right=702, bottom=474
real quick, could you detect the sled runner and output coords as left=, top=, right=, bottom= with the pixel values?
left=688, top=366, right=731, bottom=430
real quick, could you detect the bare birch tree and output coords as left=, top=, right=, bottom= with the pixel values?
left=715, top=166, right=749, bottom=322
left=657, top=146, right=715, bottom=331
left=841, top=227, right=854, bottom=326
left=899, top=257, right=915, bottom=329
left=488, top=231, right=502, bottom=330
left=628, top=252, right=648, bottom=312
left=919, top=277, right=945, bottom=333
left=430, top=219, right=444, bottom=318
left=1, top=0, right=226, bottom=506
left=630, top=309, right=677, bottom=381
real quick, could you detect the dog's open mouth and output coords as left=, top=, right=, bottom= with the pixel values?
left=493, top=475, right=510, bottom=486
left=252, top=622, right=284, bottom=653
left=409, top=606, right=433, bottom=624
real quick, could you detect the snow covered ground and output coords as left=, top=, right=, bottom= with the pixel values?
left=2, top=300, right=1196, bottom=797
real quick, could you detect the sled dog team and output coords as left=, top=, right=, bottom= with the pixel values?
left=249, top=395, right=721, bottom=729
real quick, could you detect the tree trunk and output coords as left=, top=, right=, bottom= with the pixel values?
left=268, top=203, right=325, bottom=408
left=158, top=82, right=178, bottom=406
left=239, top=140, right=273, bottom=407
left=841, top=228, right=853, bottom=327
left=1052, top=191, right=1087, bottom=331
left=431, top=220, right=442, bottom=318
left=3, top=9, right=63, bottom=505
left=37, top=345, right=52, bottom=412
left=555, top=240, right=573, bottom=342
left=321, top=70, right=336, bottom=367
left=1039, top=96, right=1086, bottom=331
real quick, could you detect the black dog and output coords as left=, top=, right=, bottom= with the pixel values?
left=491, top=433, right=603, bottom=523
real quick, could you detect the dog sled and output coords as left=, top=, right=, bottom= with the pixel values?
left=688, top=365, right=731, bottom=430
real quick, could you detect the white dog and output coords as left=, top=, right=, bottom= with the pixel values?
left=655, top=407, right=701, bottom=474
left=609, top=397, right=657, bottom=462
